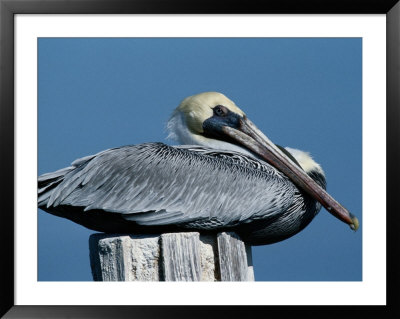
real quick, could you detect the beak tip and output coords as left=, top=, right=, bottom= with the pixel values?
left=349, top=214, right=359, bottom=231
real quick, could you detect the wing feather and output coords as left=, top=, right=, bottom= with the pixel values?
left=39, top=143, right=297, bottom=228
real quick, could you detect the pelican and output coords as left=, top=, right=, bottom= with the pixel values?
left=38, top=92, right=358, bottom=245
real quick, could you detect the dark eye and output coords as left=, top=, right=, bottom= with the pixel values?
left=214, top=105, right=227, bottom=117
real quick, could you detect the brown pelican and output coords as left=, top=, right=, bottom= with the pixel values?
left=38, top=92, right=359, bottom=245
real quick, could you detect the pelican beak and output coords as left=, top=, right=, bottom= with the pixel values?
left=221, top=116, right=359, bottom=231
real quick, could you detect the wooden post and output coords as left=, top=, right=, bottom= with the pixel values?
left=89, top=232, right=254, bottom=281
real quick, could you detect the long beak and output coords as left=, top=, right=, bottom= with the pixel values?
left=222, top=116, right=359, bottom=231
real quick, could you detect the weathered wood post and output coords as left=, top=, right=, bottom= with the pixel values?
left=89, top=232, right=254, bottom=281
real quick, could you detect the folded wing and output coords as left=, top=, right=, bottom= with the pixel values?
left=38, top=143, right=297, bottom=229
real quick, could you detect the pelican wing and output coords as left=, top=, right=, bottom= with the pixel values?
left=38, top=143, right=297, bottom=228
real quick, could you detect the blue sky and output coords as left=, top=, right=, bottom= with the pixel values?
left=38, top=38, right=362, bottom=281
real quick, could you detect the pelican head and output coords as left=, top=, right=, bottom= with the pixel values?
left=167, top=92, right=250, bottom=154
left=167, top=92, right=359, bottom=231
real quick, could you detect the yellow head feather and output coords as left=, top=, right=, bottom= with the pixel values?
left=176, top=92, right=245, bottom=134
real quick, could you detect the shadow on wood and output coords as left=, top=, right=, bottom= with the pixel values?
left=89, top=232, right=254, bottom=281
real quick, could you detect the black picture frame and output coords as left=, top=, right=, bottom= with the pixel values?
left=1, top=0, right=399, bottom=318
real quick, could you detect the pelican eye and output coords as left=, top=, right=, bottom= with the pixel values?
left=213, top=105, right=228, bottom=117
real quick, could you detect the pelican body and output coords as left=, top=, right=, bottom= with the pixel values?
left=38, top=92, right=358, bottom=245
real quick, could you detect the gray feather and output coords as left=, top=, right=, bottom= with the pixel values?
left=38, top=143, right=297, bottom=228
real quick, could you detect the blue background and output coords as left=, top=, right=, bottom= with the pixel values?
left=38, top=38, right=362, bottom=281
